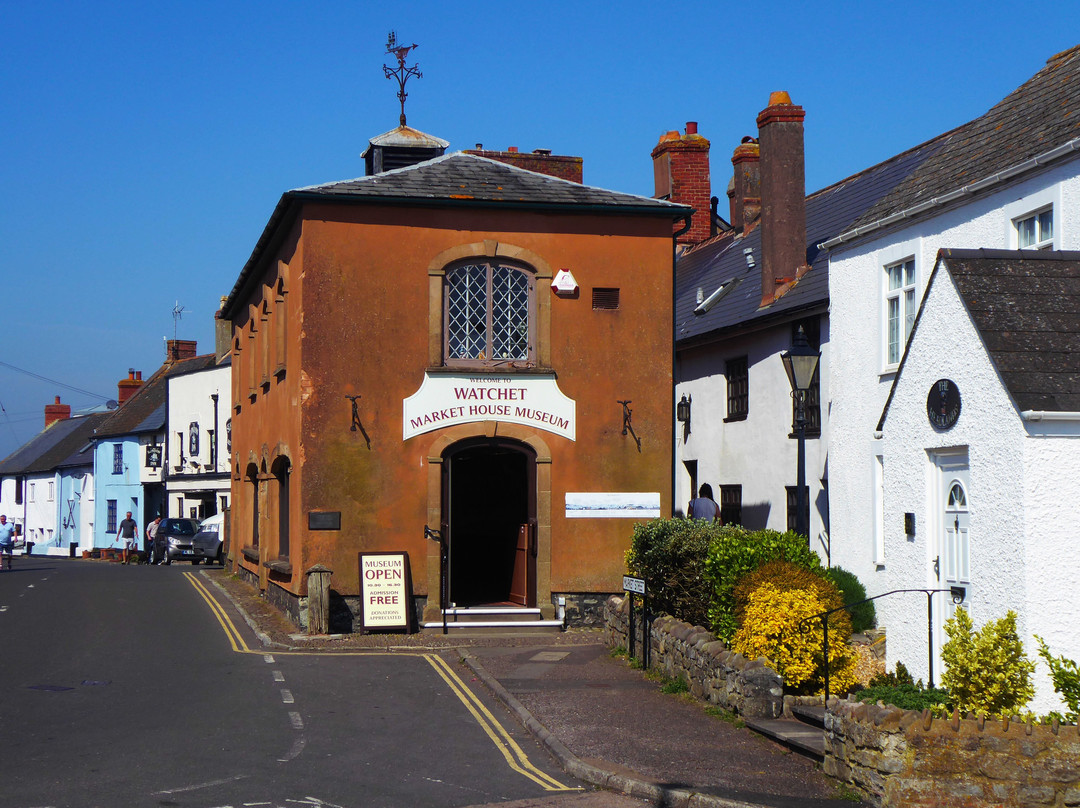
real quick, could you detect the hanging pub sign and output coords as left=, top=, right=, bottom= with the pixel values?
left=357, top=552, right=415, bottom=633
left=403, top=373, right=576, bottom=441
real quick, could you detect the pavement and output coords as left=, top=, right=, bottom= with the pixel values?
left=203, top=567, right=865, bottom=808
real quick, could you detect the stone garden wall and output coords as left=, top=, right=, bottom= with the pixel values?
left=603, top=595, right=783, bottom=719
left=824, top=699, right=1080, bottom=807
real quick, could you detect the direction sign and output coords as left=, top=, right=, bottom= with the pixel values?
left=622, top=576, right=645, bottom=595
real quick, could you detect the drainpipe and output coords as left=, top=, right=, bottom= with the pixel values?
left=672, top=213, right=693, bottom=517
left=210, top=393, right=220, bottom=475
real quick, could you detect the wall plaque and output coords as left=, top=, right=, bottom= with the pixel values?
left=308, top=511, right=341, bottom=530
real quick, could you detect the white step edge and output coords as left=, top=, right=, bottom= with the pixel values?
left=443, top=607, right=543, bottom=615
left=421, top=620, right=565, bottom=629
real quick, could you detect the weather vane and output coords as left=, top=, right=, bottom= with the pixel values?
left=383, top=31, right=421, bottom=127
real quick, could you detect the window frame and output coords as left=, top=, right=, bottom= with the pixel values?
left=719, top=484, right=742, bottom=527
left=883, top=257, right=917, bottom=369
left=442, top=259, right=537, bottom=369
left=112, top=443, right=124, bottom=475
left=106, top=500, right=117, bottom=534
left=724, top=356, right=749, bottom=422
left=785, top=485, right=810, bottom=533
left=1014, top=206, right=1053, bottom=250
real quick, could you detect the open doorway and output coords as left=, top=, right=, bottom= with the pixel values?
left=443, top=438, right=536, bottom=608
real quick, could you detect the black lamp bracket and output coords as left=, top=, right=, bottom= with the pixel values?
left=618, top=399, right=642, bottom=452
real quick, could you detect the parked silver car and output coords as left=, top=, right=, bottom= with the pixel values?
left=157, top=518, right=201, bottom=564
left=191, top=513, right=224, bottom=565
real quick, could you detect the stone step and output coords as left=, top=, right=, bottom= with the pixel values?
left=442, top=607, right=546, bottom=623
left=421, top=619, right=564, bottom=636
left=791, top=703, right=827, bottom=728
left=744, top=717, right=825, bottom=761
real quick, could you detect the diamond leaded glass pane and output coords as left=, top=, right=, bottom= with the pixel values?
left=447, top=265, right=488, bottom=359
left=491, top=266, right=530, bottom=360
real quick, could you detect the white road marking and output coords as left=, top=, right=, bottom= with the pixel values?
left=153, top=773, right=250, bottom=794
left=278, top=735, right=306, bottom=762
left=280, top=688, right=294, bottom=704
left=263, top=654, right=274, bottom=663
left=272, top=670, right=285, bottom=682
left=288, top=711, right=304, bottom=729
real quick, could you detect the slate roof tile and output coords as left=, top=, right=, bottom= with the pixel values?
left=0, top=413, right=109, bottom=475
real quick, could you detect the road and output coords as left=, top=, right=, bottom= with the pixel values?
left=0, top=557, right=639, bottom=808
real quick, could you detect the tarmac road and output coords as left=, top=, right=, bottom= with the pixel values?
left=0, top=557, right=602, bottom=808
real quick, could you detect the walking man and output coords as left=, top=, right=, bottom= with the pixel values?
left=0, top=515, right=15, bottom=570
left=145, top=516, right=162, bottom=564
left=117, top=511, right=138, bottom=565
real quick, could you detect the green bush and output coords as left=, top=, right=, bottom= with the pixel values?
left=856, top=661, right=951, bottom=712
left=824, top=566, right=876, bottom=634
left=703, top=526, right=823, bottom=643
left=625, top=518, right=717, bottom=628
left=941, top=608, right=1034, bottom=717
left=1035, top=636, right=1080, bottom=722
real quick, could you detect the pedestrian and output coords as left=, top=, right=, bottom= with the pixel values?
left=145, top=516, right=162, bottom=564
left=688, top=484, right=722, bottom=523
left=117, top=511, right=138, bottom=565
left=0, top=514, right=14, bottom=570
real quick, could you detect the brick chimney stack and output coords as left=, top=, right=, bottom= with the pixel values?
left=166, top=339, right=198, bottom=362
left=652, top=122, right=711, bottom=245
left=44, top=396, right=71, bottom=428
left=214, top=296, right=231, bottom=362
left=463, top=146, right=584, bottom=183
left=730, top=137, right=761, bottom=233
left=117, top=369, right=143, bottom=405
left=757, top=91, right=808, bottom=307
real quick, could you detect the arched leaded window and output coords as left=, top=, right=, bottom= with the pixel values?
left=444, top=261, right=535, bottom=367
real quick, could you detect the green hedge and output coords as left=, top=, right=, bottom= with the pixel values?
left=625, top=518, right=717, bottom=628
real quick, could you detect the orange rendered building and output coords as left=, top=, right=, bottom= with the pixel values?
left=221, top=127, right=689, bottom=630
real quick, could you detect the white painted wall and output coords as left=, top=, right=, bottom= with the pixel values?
left=676, top=316, right=830, bottom=551
left=166, top=364, right=230, bottom=520
left=829, top=160, right=1080, bottom=591
left=23, top=471, right=59, bottom=550
left=878, top=261, right=1080, bottom=715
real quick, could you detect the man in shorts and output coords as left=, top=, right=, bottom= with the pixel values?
left=117, top=511, right=138, bottom=565
left=0, top=515, right=15, bottom=570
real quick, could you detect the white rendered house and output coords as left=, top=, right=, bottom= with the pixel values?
left=875, top=249, right=1080, bottom=714
left=165, top=360, right=231, bottom=521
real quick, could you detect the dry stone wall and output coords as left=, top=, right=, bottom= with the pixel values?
left=603, top=595, right=782, bottom=719
left=825, top=699, right=1080, bottom=807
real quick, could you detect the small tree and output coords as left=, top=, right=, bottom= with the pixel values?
left=940, top=608, right=1034, bottom=717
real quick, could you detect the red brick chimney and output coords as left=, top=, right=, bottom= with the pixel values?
left=757, top=92, right=808, bottom=307
left=166, top=340, right=197, bottom=361
left=463, top=146, right=583, bottom=183
left=44, top=396, right=71, bottom=428
left=117, top=369, right=143, bottom=405
left=652, top=122, right=711, bottom=245
left=730, top=137, right=761, bottom=234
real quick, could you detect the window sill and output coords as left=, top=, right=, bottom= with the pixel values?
left=788, top=431, right=822, bottom=439
left=723, top=415, right=747, bottom=423
left=274, top=365, right=286, bottom=379
left=428, top=365, right=551, bottom=375
left=241, top=546, right=260, bottom=563
left=265, top=558, right=292, bottom=576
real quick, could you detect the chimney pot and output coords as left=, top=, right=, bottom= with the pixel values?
left=508, top=146, right=518, bottom=153
left=686, top=121, right=698, bottom=135
left=768, top=91, right=793, bottom=106
left=44, top=396, right=72, bottom=428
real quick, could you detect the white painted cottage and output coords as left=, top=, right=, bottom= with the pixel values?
left=165, top=360, right=231, bottom=521
left=875, top=249, right=1080, bottom=713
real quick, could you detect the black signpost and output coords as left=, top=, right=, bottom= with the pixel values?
left=623, top=575, right=649, bottom=670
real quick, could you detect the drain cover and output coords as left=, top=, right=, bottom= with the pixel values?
left=530, top=651, right=569, bottom=662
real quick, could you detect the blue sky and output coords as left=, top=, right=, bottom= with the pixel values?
left=2, top=0, right=1078, bottom=460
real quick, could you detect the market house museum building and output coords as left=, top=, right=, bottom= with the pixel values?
left=222, top=127, right=688, bottom=629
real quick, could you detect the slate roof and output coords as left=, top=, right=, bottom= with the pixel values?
left=93, top=354, right=217, bottom=439
left=842, top=45, right=1080, bottom=239
left=224, top=152, right=690, bottom=318
left=360, top=125, right=449, bottom=156
left=940, top=249, right=1080, bottom=412
left=0, top=412, right=109, bottom=475
left=676, top=136, right=948, bottom=346
left=294, top=152, right=688, bottom=211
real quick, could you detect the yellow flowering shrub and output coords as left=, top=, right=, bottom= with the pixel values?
left=733, top=581, right=858, bottom=695
left=940, top=608, right=1034, bottom=717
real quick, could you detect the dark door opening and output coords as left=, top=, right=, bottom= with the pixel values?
left=444, top=439, right=536, bottom=608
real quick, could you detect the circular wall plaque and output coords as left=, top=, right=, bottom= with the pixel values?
left=927, top=379, right=961, bottom=430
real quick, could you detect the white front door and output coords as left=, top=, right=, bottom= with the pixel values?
left=932, top=451, right=970, bottom=667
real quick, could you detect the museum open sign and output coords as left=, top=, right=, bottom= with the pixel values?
left=358, top=552, right=415, bottom=633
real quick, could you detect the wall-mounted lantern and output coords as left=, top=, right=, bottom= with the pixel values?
left=676, top=394, right=692, bottom=428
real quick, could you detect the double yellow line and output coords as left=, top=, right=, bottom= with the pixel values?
left=183, top=572, right=578, bottom=792
left=424, top=653, right=578, bottom=792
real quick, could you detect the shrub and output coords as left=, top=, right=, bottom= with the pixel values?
left=733, top=559, right=851, bottom=639
left=824, top=566, right=876, bottom=634
left=856, top=662, right=951, bottom=712
left=704, top=526, right=823, bottom=643
left=940, top=608, right=1034, bottom=717
left=625, top=518, right=717, bottom=627
left=732, top=581, right=858, bottom=695
left=1035, top=636, right=1080, bottom=722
